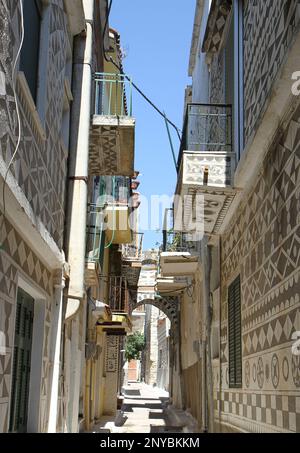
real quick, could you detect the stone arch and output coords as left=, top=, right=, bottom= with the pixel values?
left=130, top=295, right=179, bottom=328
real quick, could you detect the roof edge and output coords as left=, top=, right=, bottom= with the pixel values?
left=188, top=0, right=205, bottom=77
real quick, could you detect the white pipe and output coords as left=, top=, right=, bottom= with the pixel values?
left=201, top=236, right=214, bottom=432
left=48, top=271, right=66, bottom=432
left=66, top=0, right=94, bottom=318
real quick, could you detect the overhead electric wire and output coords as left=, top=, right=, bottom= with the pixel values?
left=0, top=0, right=24, bottom=249
left=102, top=0, right=182, bottom=142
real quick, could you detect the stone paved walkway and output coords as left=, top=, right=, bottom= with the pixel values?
left=93, top=383, right=185, bottom=434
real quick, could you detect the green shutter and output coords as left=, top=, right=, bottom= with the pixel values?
left=228, top=276, right=242, bottom=388
left=9, top=289, right=34, bottom=433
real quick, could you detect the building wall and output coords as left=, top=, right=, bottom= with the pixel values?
left=243, top=0, right=300, bottom=145
left=156, top=315, right=170, bottom=391
left=0, top=0, right=73, bottom=433
left=0, top=0, right=70, bottom=247
left=191, top=0, right=211, bottom=104
left=0, top=217, right=53, bottom=432
left=216, top=105, right=300, bottom=433
left=180, top=271, right=202, bottom=426
left=102, top=335, right=120, bottom=416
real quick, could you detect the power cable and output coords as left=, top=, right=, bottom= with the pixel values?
left=102, top=0, right=182, bottom=142
left=0, top=0, right=24, bottom=249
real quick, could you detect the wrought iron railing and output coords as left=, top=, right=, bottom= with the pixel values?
left=109, top=276, right=129, bottom=313
left=162, top=231, right=199, bottom=254
left=177, top=103, right=232, bottom=169
left=122, top=232, right=144, bottom=260
left=86, top=204, right=105, bottom=264
left=94, top=72, right=133, bottom=117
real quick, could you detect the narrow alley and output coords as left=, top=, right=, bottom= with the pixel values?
left=93, top=383, right=196, bottom=434
left=0, top=0, right=300, bottom=439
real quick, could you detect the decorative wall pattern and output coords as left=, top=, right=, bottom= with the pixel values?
left=243, top=0, right=300, bottom=144
left=214, top=390, right=300, bottom=433
left=0, top=0, right=69, bottom=433
left=0, top=222, right=53, bottom=432
left=216, top=98, right=300, bottom=432
left=134, top=293, right=179, bottom=329
left=105, top=336, right=119, bottom=373
left=0, top=0, right=69, bottom=249
left=209, top=51, right=225, bottom=104
left=89, top=125, right=119, bottom=175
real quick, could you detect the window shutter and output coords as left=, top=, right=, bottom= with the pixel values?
left=228, top=276, right=242, bottom=388
left=9, top=290, right=34, bottom=433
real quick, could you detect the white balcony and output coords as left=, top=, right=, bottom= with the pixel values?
left=176, top=104, right=237, bottom=236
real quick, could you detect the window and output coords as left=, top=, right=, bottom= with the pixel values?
left=228, top=275, right=242, bottom=388
left=158, top=350, right=163, bottom=369
left=19, top=0, right=43, bottom=102
left=225, top=0, right=244, bottom=161
left=9, top=288, right=34, bottom=433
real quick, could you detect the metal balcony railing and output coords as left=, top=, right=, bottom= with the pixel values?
left=94, top=72, right=133, bottom=117
left=122, top=232, right=144, bottom=260
left=162, top=231, right=199, bottom=254
left=109, top=276, right=129, bottom=313
left=177, top=103, right=232, bottom=169
left=95, top=176, right=131, bottom=206
left=86, top=204, right=105, bottom=264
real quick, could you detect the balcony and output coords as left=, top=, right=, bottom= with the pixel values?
left=156, top=275, right=192, bottom=295
left=176, top=104, right=237, bottom=236
left=121, top=233, right=144, bottom=289
left=122, top=232, right=143, bottom=261
left=96, top=176, right=132, bottom=245
left=159, top=231, right=199, bottom=277
left=108, top=276, right=129, bottom=314
left=96, top=275, right=132, bottom=335
left=85, top=204, right=105, bottom=287
left=89, top=73, right=135, bottom=176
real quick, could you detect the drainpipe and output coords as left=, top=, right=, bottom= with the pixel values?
left=177, top=301, right=186, bottom=410
left=65, top=0, right=94, bottom=320
left=48, top=268, right=66, bottom=433
left=201, top=236, right=214, bottom=432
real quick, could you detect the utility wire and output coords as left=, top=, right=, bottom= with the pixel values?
left=102, top=0, right=182, bottom=142
left=0, top=0, right=24, bottom=249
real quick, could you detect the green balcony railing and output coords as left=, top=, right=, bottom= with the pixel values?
left=86, top=204, right=105, bottom=264
left=94, top=72, right=133, bottom=117
left=96, top=175, right=131, bottom=206
left=162, top=231, right=199, bottom=254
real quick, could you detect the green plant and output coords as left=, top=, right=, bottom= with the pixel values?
left=167, top=231, right=181, bottom=252
left=125, top=332, right=145, bottom=362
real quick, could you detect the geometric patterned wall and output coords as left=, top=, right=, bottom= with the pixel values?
left=0, top=0, right=70, bottom=432
left=244, top=0, right=300, bottom=144
left=215, top=102, right=300, bottom=433
left=209, top=50, right=225, bottom=104
left=0, top=0, right=69, bottom=249
left=0, top=215, right=53, bottom=432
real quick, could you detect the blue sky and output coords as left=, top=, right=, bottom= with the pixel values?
left=110, top=0, right=196, bottom=250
